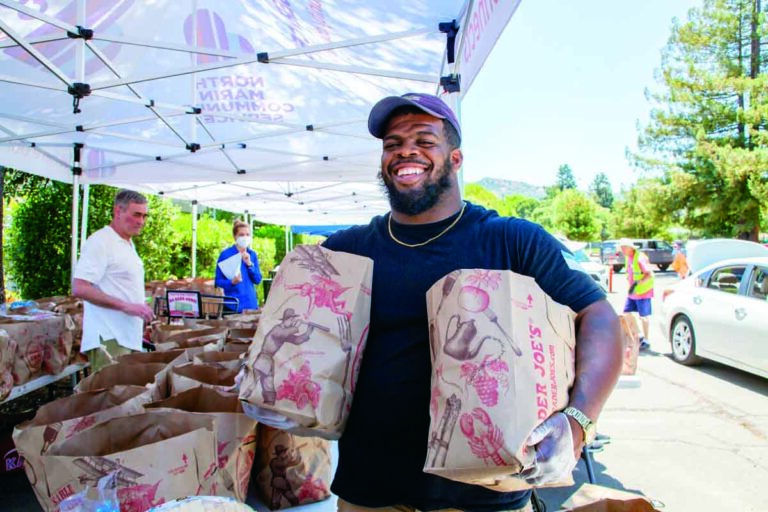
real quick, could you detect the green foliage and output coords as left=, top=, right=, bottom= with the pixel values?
left=636, top=0, right=767, bottom=240
left=556, top=164, right=578, bottom=191
left=254, top=224, right=288, bottom=266
left=610, top=179, right=675, bottom=239
left=501, top=194, right=540, bottom=219
left=252, top=237, right=277, bottom=304
left=169, top=213, right=232, bottom=279
left=589, top=172, right=614, bottom=209
left=463, top=183, right=505, bottom=213
left=549, top=189, right=602, bottom=241
left=7, top=180, right=74, bottom=298
left=133, top=196, right=181, bottom=280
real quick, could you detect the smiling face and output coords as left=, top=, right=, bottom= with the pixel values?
left=379, top=112, right=463, bottom=221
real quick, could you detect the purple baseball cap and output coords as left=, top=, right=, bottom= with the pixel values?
left=368, top=92, right=462, bottom=144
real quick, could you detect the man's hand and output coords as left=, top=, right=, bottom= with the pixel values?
left=232, top=272, right=243, bottom=285
left=241, top=251, right=252, bottom=267
left=123, top=302, right=155, bottom=323
left=520, top=412, right=578, bottom=486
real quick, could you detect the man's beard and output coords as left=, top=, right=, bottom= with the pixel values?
left=379, top=160, right=454, bottom=216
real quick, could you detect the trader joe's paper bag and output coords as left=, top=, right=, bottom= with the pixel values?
left=144, top=387, right=257, bottom=501
left=253, top=425, right=332, bottom=510
left=0, top=329, right=17, bottom=400
left=76, top=362, right=167, bottom=400
left=41, top=411, right=217, bottom=512
left=169, top=362, right=239, bottom=395
left=12, top=385, right=151, bottom=511
left=239, top=245, right=372, bottom=439
left=424, top=269, right=576, bottom=490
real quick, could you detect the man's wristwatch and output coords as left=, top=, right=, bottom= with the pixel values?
left=563, top=406, right=597, bottom=444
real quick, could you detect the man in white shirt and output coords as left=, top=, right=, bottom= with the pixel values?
left=73, top=189, right=154, bottom=372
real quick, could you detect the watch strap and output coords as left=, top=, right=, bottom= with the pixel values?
left=563, top=406, right=596, bottom=444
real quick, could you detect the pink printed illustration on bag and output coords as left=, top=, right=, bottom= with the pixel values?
left=459, top=407, right=515, bottom=467
left=287, top=275, right=352, bottom=320
left=458, top=270, right=523, bottom=356
left=298, top=473, right=329, bottom=501
left=66, top=415, right=97, bottom=438
left=277, top=360, right=321, bottom=410
left=251, top=308, right=318, bottom=406
left=118, top=482, right=164, bottom=512
left=460, top=355, right=510, bottom=408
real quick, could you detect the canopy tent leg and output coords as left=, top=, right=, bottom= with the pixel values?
left=191, top=200, right=198, bottom=278
left=70, top=172, right=80, bottom=289
left=80, top=184, right=89, bottom=247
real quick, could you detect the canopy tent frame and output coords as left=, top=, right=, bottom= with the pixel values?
left=0, top=0, right=523, bottom=278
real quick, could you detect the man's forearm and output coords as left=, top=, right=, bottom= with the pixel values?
left=568, top=299, right=622, bottom=422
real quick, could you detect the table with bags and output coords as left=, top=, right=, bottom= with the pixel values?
left=0, top=297, right=88, bottom=406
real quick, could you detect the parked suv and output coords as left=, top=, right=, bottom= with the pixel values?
left=602, top=239, right=674, bottom=272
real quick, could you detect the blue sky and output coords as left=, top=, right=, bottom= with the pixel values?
left=460, top=0, right=701, bottom=193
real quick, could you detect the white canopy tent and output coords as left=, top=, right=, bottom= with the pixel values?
left=0, top=0, right=521, bottom=273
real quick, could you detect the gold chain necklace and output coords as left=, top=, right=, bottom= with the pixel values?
left=387, top=202, right=466, bottom=248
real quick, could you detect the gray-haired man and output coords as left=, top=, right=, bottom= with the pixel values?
left=73, top=189, right=154, bottom=372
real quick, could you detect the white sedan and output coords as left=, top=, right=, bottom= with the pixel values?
left=660, top=255, right=768, bottom=379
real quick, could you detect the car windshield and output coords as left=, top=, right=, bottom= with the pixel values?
left=658, top=241, right=674, bottom=251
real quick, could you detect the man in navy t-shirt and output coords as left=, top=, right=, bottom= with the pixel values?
left=322, top=93, right=622, bottom=512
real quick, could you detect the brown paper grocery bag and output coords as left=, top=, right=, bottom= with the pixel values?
left=118, top=349, right=191, bottom=397
left=424, top=269, right=576, bottom=490
left=239, top=245, right=373, bottom=439
left=75, top=362, right=167, bottom=400
left=223, top=340, right=252, bottom=354
left=118, top=348, right=189, bottom=366
left=253, top=425, right=332, bottom=510
left=619, top=315, right=640, bottom=376
left=42, top=314, right=75, bottom=375
left=0, top=329, right=17, bottom=401
left=169, top=362, right=239, bottom=395
left=13, top=385, right=151, bottom=511
left=221, top=313, right=261, bottom=330
left=0, top=314, right=72, bottom=385
left=560, top=483, right=662, bottom=511
left=193, top=351, right=243, bottom=371
left=41, top=411, right=217, bottom=512
left=163, top=327, right=229, bottom=351
left=150, top=324, right=205, bottom=344
left=144, top=387, right=258, bottom=501
left=228, top=328, right=256, bottom=341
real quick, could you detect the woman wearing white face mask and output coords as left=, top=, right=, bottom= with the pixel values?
left=214, top=219, right=263, bottom=313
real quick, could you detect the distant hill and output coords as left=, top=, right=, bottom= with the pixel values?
left=471, top=177, right=547, bottom=200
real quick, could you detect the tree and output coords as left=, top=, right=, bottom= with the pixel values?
left=610, top=178, right=676, bottom=239
left=501, top=194, right=540, bottom=219
left=556, top=164, right=578, bottom=191
left=636, top=0, right=767, bottom=240
left=550, top=189, right=603, bottom=241
left=589, top=172, right=614, bottom=209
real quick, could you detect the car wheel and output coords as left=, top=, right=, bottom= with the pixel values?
left=670, top=315, right=701, bottom=366
left=658, top=264, right=670, bottom=272
left=612, top=264, right=623, bottom=273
